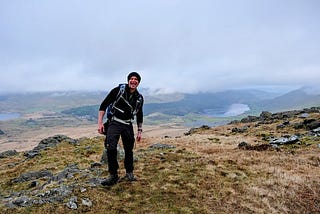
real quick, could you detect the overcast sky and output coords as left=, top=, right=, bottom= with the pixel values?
left=1, top=0, right=319, bottom=94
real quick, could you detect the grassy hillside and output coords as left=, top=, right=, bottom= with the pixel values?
left=1, top=107, right=319, bottom=213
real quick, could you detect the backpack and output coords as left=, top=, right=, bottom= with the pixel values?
left=106, top=83, right=126, bottom=120
left=103, top=84, right=142, bottom=135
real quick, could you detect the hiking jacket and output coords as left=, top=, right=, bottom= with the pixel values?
left=99, top=84, right=143, bottom=125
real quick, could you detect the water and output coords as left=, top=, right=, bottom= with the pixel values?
left=203, top=103, right=250, bottom=117
left=0, top=113, right=21, bottom=121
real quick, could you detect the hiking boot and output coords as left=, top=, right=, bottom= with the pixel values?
left=125, top=172, right=137, bottom=181
left=101, top=174, right=119, bottom=186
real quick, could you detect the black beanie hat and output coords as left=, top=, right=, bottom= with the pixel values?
left=127, top=72, right=141, bottom=82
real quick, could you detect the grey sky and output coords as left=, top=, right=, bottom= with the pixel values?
left=1, top=0, right=319, bottom=94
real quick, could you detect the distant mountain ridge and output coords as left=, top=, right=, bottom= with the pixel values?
left=1, top=88, right=319, bottom=123
left=58, top=88, right=320, bottom=123
left=256, top=89, right=320, bottom=112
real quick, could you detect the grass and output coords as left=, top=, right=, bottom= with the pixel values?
left=1, top=111, right=320, bottom=213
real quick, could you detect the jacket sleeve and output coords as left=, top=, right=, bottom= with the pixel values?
left=99, top=86, right=119, bottom=111
left=136, top=95, right=144, bottom=125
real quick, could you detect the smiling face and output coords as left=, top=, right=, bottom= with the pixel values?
left=128, top=76, right=140, bottom=92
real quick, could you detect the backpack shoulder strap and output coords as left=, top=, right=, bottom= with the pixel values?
left=133, top=92, right=143, bottom=116
left=106, top=84, right=127, bottom=120
left=118, top=83, right=126, bottom=94
left=115, top=83, right=126, bottom=101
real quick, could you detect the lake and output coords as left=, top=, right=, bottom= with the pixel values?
left=0, top=113, right=21, bottom=121
left=203, top=103, right=250, bottom=117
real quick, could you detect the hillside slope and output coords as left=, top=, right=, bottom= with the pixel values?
left=0, top=107, right=320, bottom=213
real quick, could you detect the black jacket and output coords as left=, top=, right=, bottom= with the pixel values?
left=99, top=84, right=143, bottom=124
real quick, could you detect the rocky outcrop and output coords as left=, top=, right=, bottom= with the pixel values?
left=238, top=142, right=272, bottom=151
left=231, top=107, right=320, bottom=149
left=230, top=107, right=320, bottom=124
left=4, top=162, right=103, bottom=209
left=24, top=135, right=79, bottom=158
left=184, top=125, right=210, bottom=135
left=269, top=135, right=300, bottom=146
left=0, top=150, right=18, bottom=158
left=149, top=143, right=176, bottom=149
left=11, top=170, right=53, bottom=184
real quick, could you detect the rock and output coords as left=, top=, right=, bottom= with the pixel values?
left=81, top=198, right=93, bottom=207
left=184, top=125, right=210, bottom=135
left=299, top=113, right=310, bottom=118
left=260, top=111, right=273, bottom=120
left=36, top=185, right=73, bottom=203
left=29, top=181, right=39, bottom=188
left=66, top=196, right=78, bottom=210
left=34, top=135, right=79, bottom=151
left=0, top=129, right=5, bottom=135
left=149, top=143, right=176, bottom=149
left=230, top=107, right=320, bottom=125
left=304, top=107, right=320, bottom=113
left=0, top=150, right=18, bottom=158
left=312, top=127, right=320, bottom=133
left=24, top=151, right=40, bottom=159
left=52, top=164, right=81, bottom=182
left=238, top=142, right=272, bottom=151
left=269, top=135, right=299, bottom=145
left=80, top=187, right=87, bottom=193
left=24, top=135, right=79, bottom=159
left=11, top=196, right=32, bottom=207
left=238, top=142, right=249, bottom=149
left=11, top=170, right=53, bottom=183
left=293, top=122, right=304, bottom=129
left=240, top=115, right=259, bottom=123
left=277, top=121, right=290, bottom=129
left=306, top=120, right=320, bottom=130
left=232, top=126, right=248, bottom=133
left=90, top=162, right=102, bottom=168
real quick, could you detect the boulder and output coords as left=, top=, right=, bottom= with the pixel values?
left=24, top=135, right=79, bottom=159
left=149, top=143, right=176, bottom=149
left=11, top=170, right=53, bottom=183
left=0, top=150, right=18, bottom=158
left=269, top=135, right=299, bottom=145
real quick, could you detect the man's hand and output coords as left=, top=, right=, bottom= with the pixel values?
left=136, top=130, right=142, bottom=141
left=98, top=110, right=106, bottom=134
left=98, top=123, right=104, bottom=134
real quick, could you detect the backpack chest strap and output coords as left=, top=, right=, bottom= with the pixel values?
left=112, top=116, right=132, bottom=125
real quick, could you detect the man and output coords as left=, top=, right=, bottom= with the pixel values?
left=98, top=72, right=143, bottom=186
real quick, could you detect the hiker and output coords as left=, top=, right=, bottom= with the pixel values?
left=97, top=72, right=144, bottom=186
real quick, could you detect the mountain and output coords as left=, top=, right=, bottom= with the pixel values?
left=256, top=88, right=320, bottom=112
left=55, top=88, right=320, bottom=127
left=140, top=88, right=319, bottom=119
left=144, top=89, right=274, bottom=116
left=1, top=88, right=320, bottom=126
left=0, top=91, right=106, bottom=112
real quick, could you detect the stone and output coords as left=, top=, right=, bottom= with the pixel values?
left=0, top=150, right=18, bottom=158
left=11, top=170, right=53, bottom=183
left=269, top=135, right=299, bottom=145
left=66, top=196, right=78, bottom=210
left=149, top=143, right=176, bottom=149
left=82, top=198, right=93, bottom=207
